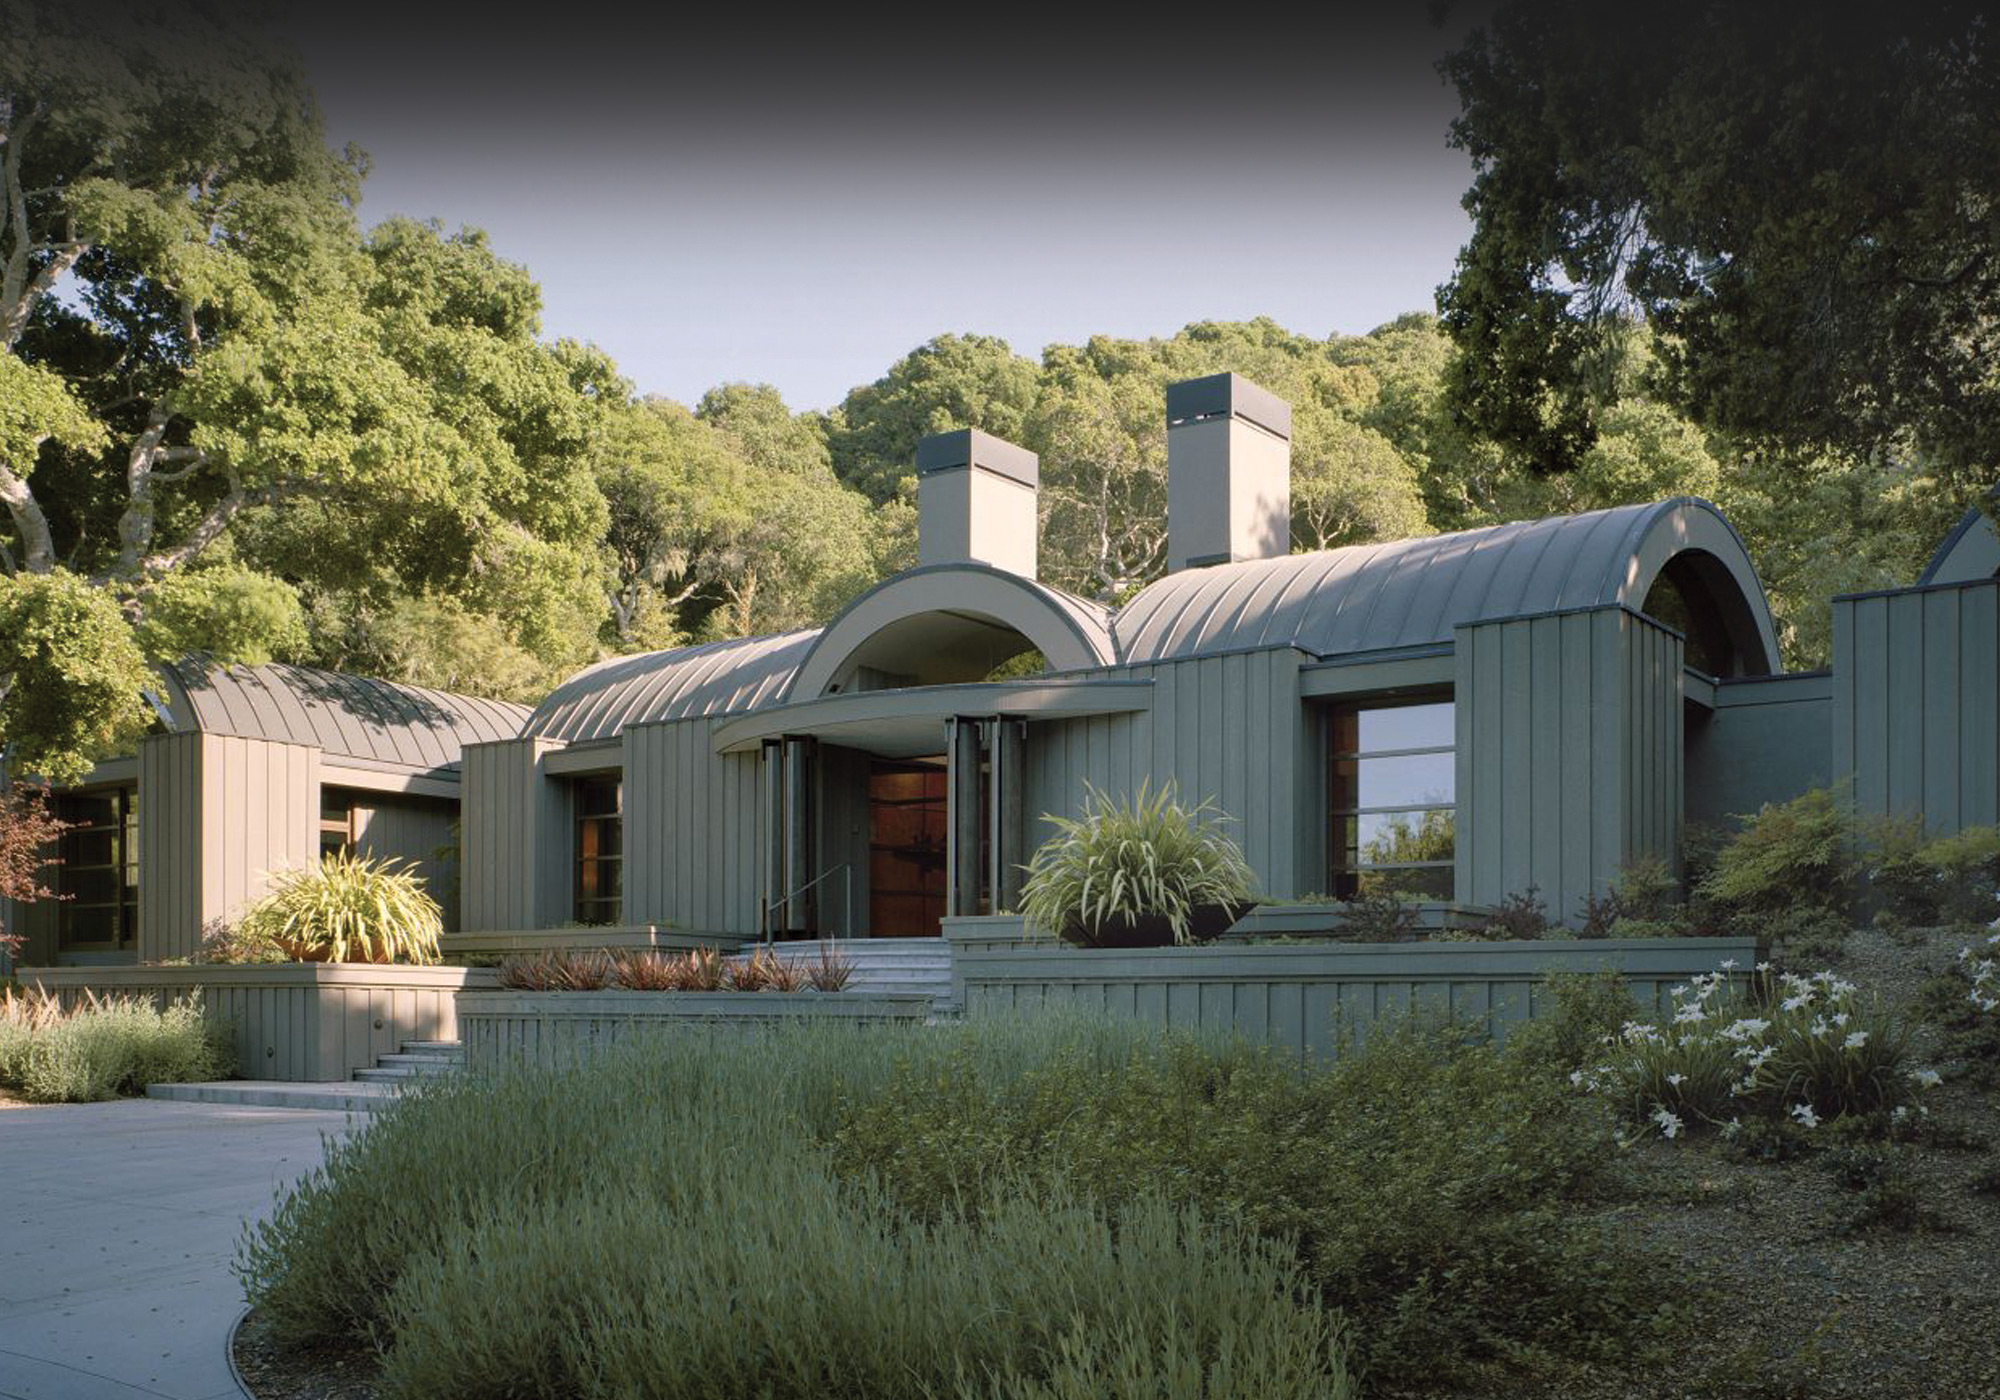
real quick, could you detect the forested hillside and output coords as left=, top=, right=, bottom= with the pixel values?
left=1, top=0, right=1990, bottom=784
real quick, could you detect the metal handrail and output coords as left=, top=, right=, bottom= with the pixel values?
left=766, top=863, right=852, bottom=945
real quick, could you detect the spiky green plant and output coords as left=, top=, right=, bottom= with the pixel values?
left=1018, top=780, right=1255, bottom=946
left=237, top=852, right=443, bottom=965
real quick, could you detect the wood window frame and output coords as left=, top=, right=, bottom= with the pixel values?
left=573, top=775, right=623, bottom=926
left=55, top=785, right=139, bottom=952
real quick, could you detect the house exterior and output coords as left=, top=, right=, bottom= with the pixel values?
left=5, top=660, right=528, bottom=966
left=451, top=373, right=1999, bottom=942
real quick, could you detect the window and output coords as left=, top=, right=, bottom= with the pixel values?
left=1328, top=697, right=1455, bottom=900
left=320, top=792, right=357, bottom=859
left=56, top=787, right=139, bottom=951
left=573, top=776, right=622, bottom=925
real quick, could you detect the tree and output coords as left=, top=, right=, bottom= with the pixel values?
left=1438, top=2, right=2000, bottom=491
left=0, top=2, right=611, bottom=746
left=0, top=780, right=66, bottom=963
left=0, top=569, right=152, bottom=785
left=826, top=334, right=1041, bottom=504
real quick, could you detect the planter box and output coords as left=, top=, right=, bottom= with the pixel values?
left=439, top=926, right=749, bottom=962
left=957, top=937, right=1761, bottom=1065
left=457, top=989, right=936, bottom=1073
left=942, top=915, right=1049, bottom=1008
left=1219, top=901, right=1492, bottom=941
left=19, top=964, right=495, bottom=1082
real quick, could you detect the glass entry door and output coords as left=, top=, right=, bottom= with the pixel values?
left=867, top=761, right=947, bottom=936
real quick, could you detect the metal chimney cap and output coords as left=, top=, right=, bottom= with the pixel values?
left=1165, top=372, right=1293, bottom=439
left=914, top=428, right=1039, bottom=487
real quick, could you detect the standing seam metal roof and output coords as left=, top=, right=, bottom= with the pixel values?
left=519, top=631, right=819, bottom=745
left=156, top=660, right=532, bottom=773
left=522, top=498, right=1778, bottom=743
left=1111, top=499, right=1760, bottom=662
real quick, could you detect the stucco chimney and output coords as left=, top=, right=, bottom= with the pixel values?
left=916, top=428, right=1039, bottom=577
left=1165, top=372, right=1292, bottom=571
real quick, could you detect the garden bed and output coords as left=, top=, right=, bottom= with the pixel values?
left=955, top=935, right=1762, bottom=1063
left=457, top=989, right=936, bottom=1072
left=19, top=964, right=493, bottom=1083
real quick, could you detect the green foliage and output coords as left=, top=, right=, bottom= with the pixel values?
left=1867, top=823, right=2000, bottom=928
left=1916, top=929, right=2000, bottom=1085
left=236, top=853, right=443, bottom=965
left=1460, top=886, right=1551, bottom=940
left=1763, top=906, right=1854, bottom=968
left=834, top=1016, right=1655, bottom=1388
left=191, top=918, right=287, bottom=965
left=1333, top=890, right=1422, bottom=943
left=1822, top=1145, right=1951, bottom=1234
left=1018, top=781, right=1255, bottom=945
left=1575, top=967, right=1930, bottom=1138
left=134, top=563, right=308, bottom=667
left=1507, top=971, right=1641, bottom=1075
left=1438, top=2, right=2000, bottom=491
left=0, top=990, right=231, bottom=1102
left=237, top=1019, right=1354, bottom=1400
left=0, top=569, right=153, bottom=783
left=1701, top=787, right=1859, bottom=920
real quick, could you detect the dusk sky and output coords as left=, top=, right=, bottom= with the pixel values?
left=285, top=7, right=1482, bottom=411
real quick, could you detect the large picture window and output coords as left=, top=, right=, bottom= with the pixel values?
left=1328, top=697, right=1455, bottom=900
left=56, top=786, right=139, bottom=951
left=573, top=776, right=623, bottom=925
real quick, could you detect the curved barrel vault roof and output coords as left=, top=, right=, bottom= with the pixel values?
left=155, top=659, right=530, bottom=774
left=1114, top=498, right=1779, bottom=674
left=522, top=496, right=1783, bottom=744
left=1918, top=496, right=2000, bottom=586
left=521, top=631, right=818, bottom=744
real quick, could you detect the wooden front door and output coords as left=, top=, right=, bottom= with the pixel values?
left=867, top=761, right=947, bottom=936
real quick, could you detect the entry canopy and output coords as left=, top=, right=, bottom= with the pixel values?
left=713, top=679, right=1152, bottom=758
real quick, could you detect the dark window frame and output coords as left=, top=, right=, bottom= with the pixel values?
left=1326, top=693, right=1456, bottom=900
left=55, top=785, right=140, bottom=952
left=572, top=775, right=623, bottom=926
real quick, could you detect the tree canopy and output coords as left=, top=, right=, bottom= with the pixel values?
left=1438, top=1, right=1999, bottom=488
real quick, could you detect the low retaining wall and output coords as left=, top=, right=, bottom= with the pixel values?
left=19, top=964, right=496, bottom=1082
left=1219, top=901, right=1491, bottom=940
left=458, top=990, right=936, bottom=1073
left=439, top=926, right=749, bottom=962
left=957, top=937, right=1760, bottom=1064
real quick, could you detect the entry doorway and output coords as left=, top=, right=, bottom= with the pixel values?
left=867, top=760, right=947, bottom=936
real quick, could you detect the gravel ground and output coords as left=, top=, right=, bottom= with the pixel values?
left=234, top=923, right=2000, bottom=1400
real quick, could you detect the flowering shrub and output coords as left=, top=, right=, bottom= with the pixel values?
left=1964, top=925, right=2000, bottom=1014
left=1572, top=962, right=1935, bottom=1139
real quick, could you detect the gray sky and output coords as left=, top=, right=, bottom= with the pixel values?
left=288, top=7, right=1479, bottom=412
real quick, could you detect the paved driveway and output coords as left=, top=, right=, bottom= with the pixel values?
left=0, top=1099, right=355, bottom=1400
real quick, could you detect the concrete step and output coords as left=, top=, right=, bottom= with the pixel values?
left=402, top=1040, right=463, bottom=1052
left=374, top=1052, right=460, bottom=1071
left=148, top=1080, right=396, bottom=1112
left=353, top=1066, right=432, bottom=1083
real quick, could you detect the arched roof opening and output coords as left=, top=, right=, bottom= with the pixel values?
left=1113, top=498, right=1780, bottom=676
left=783, top=564, right=1116, bottom=702
left=155, top=659, right=531, bottom=774
left=1918, top=496, right=2000, bottom=586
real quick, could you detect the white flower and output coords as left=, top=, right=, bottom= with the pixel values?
left=1791, top=1103, right=1820, bottom=1129
left=1756, top=961, right=1773, bottom=974
left=1809, top=1017, right=1832, bottom=1037
left=1782, top=994, right=1812, bottom=1012
left=1912, top=1068, right=1943, bottom=1088
left=1669, top=984, right=1688, bottom=999
left=1667, top=1072, right=1687, bottom=1087
left=1830, top=1011, right=1850, bottom=1028
left=1652, top=1107, right=1685, bottom=1139
left=1720, top=959, right=1738, bottom=972
left=1569, top=1070, right=1585, bottom=1086
left=1843, top=1031, right=1869, bottom=1051
left=1720, top=1118, right=1742, bottom=1139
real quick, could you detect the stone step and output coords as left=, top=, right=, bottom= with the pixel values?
left=375, top=1051, right=461, bottom=1070
left=148, top=1080, right=396, bottom=1112
left=353, top=1066, right=432, bottom=1083
left=402, top=1040, right=463, bottom=1052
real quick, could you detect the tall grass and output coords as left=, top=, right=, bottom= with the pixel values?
left=0, top=988, right=232, bottom=1102
left=240, top=1013, right=1353, bottom=1400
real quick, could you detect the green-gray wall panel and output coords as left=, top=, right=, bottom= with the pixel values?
left=345, top=791, right=459, bottom=930
left=1685, top=674, right=1832, bottom=826
left=1833, top=580, right=2000, bottom=831
left=1021, top=649, right=1310, bottom=900
left=623, top=718, right=766, bottom=935
left=1456, top=608, right=1683, bottom=923
left=461, top=738, right=568, bottom=931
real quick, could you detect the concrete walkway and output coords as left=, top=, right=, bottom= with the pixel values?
left=0, top=1098, right=357, bottom=1400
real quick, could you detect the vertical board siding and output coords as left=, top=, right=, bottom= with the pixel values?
left=1833, top=580, right=2000, bottom=832
left=958, top=939, right=1756, bottom=1066
left=1457, top=607, right=1684, bottom=924
left=1023, top=650, right=1308, bottom=900
left=347, top=792, right=460, bottom=929
left=461, top=738, right=567, bottom=930
left=624, top=719, right=765, bottom=936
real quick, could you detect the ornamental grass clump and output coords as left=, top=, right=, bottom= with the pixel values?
left=1572, top=962, right=1932, bottom=1139
left=1018, top=780, right=1254, bottom=945
left=610, top=951, right=679, bottom=990
left=0, top=988, right=231, bottom=1102
left=499, top=949, right=613, bottom=991
left=237, top=852, right=443, bottom=964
